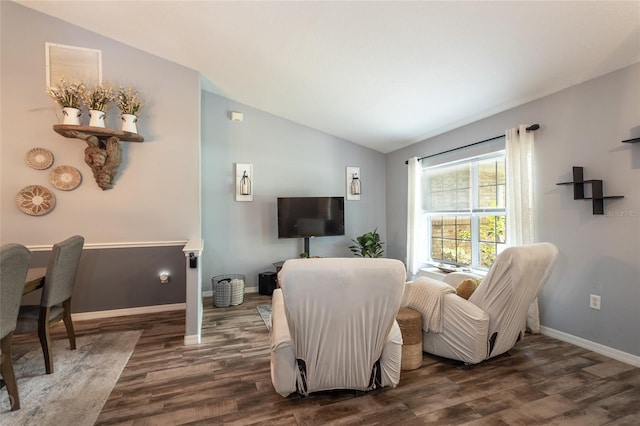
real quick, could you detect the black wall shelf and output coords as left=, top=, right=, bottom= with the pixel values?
left=556, top=166, right=623, bottom=215
left=622, top=137, right=640, bottom=143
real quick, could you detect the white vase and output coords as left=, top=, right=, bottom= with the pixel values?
left=121, top=114, right=138, bottom=133
left=62, top=107, right=81, bottom=125
left=89, top=109, right=106, bottom=128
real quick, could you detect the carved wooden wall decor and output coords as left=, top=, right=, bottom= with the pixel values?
left=53, top=125, right=143, bottom=190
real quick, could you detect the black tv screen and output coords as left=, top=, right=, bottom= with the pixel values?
left=277, top=197, right=345, bottom=238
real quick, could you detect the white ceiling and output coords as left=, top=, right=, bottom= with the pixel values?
left=17, top=1, right=640, bottom=153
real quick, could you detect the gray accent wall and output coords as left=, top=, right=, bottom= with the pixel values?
left=22, top=246, right=186, bottom=312
left=201, top=91, right=387, bottom=292
left=386, top=63, right=640, bottom=356
left=1, top=3, right=199, bottom=312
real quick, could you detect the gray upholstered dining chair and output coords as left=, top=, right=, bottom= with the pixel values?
left=15, top=235, right=84, bottom=374
left=1, top=243, right=32, bottom=411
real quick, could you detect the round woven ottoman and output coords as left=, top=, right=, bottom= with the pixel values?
left=397, top=307, right=423, bottom=370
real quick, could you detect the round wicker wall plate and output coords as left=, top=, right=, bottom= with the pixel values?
left=50, top=165, right=82, bottom=191
left=16, top=185, right=56, bottom=216
left=25, top=147, right=54, bottom=170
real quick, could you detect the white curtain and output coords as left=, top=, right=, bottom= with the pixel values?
left=506, top=124, right=540, bottom=332
left=406, top=157, right=423, bottom=277
left=506, top=125, right=535, bottom=246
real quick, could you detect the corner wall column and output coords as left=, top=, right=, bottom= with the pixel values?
left=183, top=238, right=204, bottom=345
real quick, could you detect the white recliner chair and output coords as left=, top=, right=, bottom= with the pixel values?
left=404, top=242, right=559, bottom=365
left=270, top=258, right=406, bottom=397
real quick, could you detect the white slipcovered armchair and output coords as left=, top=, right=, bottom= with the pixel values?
left=403, top=242, right=559, bottom=365
left=270, top=258, right=406, bottom=397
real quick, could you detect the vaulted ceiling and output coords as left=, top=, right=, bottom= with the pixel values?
left=17, top=1, right=640, bottom=153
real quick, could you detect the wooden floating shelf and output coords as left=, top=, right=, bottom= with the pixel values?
left=53, top=125, right=144, bottom=142
left=53, top=125, right=144, bottom=190
left=556, top=166, right=623, bottom=215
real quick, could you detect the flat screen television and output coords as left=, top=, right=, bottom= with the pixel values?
left=277, top=196, right=345, bottom=239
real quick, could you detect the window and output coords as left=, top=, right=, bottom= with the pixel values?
left=424, top=152, right=506, bottom=269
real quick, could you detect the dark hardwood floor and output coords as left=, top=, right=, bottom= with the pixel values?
left=47, top=294, right=640, bottom=424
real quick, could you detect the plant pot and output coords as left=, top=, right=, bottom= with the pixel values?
left=89, top=109, right=106, bottom=128
left=62, top=107, right=81, bottom=125
left=121, top=114, right=138, bottom=133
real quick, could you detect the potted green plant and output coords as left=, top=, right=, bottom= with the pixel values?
left=46, top=78, right=85, bottom=125
left=115, top=87, right=144, bottom=133
left=349, top=228, right=384, bottom=258
left=82, top=84, right=114, bottom=128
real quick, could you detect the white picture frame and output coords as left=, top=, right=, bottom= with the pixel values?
left=45, top=42, right=102, bottom=87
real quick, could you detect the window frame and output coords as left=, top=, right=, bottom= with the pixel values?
left=422, top=151, right=506, bottom=270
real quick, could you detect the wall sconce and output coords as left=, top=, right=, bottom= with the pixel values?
left=351, top=173, right=361, bottom=195
left=346, top=166, right=361, bottom=201
left=235, top=163, right=253, bottom=201
left=159, top=271, right=170, bottom=284
left=240, top=171, right=251, bottom=195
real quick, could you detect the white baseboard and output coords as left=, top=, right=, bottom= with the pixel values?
left=184, top=334, right=201, bottom=345
left=71, top=303, right=185, bottom=321
left=71, top=288, right=261, bottom=342
left=203, top=287, right=258, bottom=298
left=540, top=326, right=640, bottom=368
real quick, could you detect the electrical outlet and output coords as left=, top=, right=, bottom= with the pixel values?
left=590, top=294, right=601, bottom=310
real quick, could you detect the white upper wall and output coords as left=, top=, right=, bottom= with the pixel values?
left=15, top=1, right=640, bottom=153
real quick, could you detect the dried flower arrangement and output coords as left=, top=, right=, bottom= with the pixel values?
left=82, top=84, right=114, bottom=111
left=46, top=78, right=85, bottom=109
left=116, top=87, right=144, bottom=115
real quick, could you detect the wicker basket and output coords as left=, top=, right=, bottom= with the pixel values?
left=397, top=307, right=423, bottom=370
left=212, top=274, right=245, bottom=307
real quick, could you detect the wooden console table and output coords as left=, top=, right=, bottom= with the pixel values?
left=53, top=125, right=144, bottom=190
